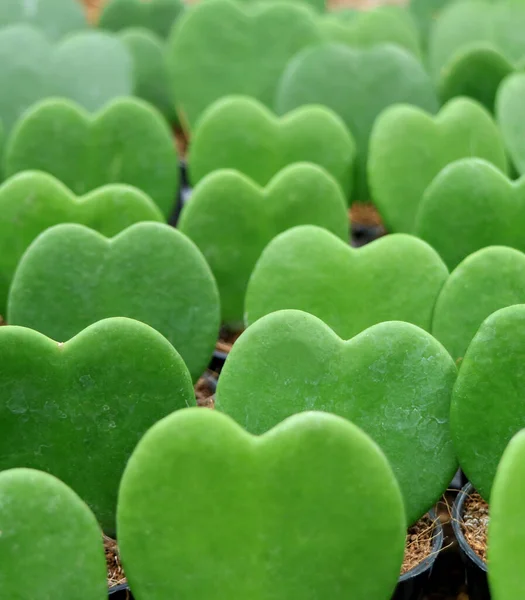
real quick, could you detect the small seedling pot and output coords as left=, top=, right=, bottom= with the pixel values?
left=209, top=347, right=229, bottom=373
left=451, top=483, right=489, bottom=600
left=108, top=582, right=131, bottom=598
left=351, top=223, right=385, bottom=248
left=392, top=510, right=444, bottom=600
left=170, top=160, right=192, bottom=226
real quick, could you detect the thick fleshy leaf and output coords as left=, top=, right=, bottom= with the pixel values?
left=496, top=73, right=525, bottom=175
left=99, top=0, right=184, bottom=39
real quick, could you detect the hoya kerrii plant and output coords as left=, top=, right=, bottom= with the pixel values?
left=178, top=163, right=349, bottom=327
left=0, top=0, right=86, bottom=41
left=451, top=304, right=525, bottom=502
left=0, top=317, right=195, bottom=535
left=188, top=96, right=356, bottom=200
left=4, top=97, right=179, bottom=218
left=0, top=170, right=164, bottom=317
left=488, top=429, right=525, bottom=600
left=7, top=222, right=220, bottom=382
left=496, top=72, right=525, bottom=176
left=274, top=42, right=438, bottom=200
left=0, top=468, right=106, bottom=600
left=245, top=225, right=448, bottom=337
left=428, top=0, right=525, bottom=110
left=368, top=97, right=508, bottom=233
left=117, top=408, right=406, bottom=599
left=167, top=0, right=323, bottom=130
left=415, top=158, right=525, bottom=270
left=432, top=246, right=525, bottom=362
left=98, top=0, right=185, bottom=39
left=0, top=25, right=133, bottom=137
left=215, top=310, right=457, bottom=526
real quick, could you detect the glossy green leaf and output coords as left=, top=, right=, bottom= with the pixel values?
left=496, top=73, right=525, bottom=175
left=369, top=98, right=507, bottom=233
left=7, top=223, right=220, bottom=382
left=179, top=164, right=348, bottom=326
left=117, top=408, right=406, bottom=600
left=245, top=225, right=448, bottom=337
left=0, top=468, right=106, bottom=600
left=0, top=318, right=194, bottom=534
left=188, top=96, right=356, bottom=199
left=99, top=0, right=184, bottom=39
left=5, top=97, right=179, bottom=217
left=275, top=42, right=438, bottom=201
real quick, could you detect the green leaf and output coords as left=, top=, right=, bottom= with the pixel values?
left=188, top=96, right=356, bottom=199
left=0, top=0, right=86, bottom=41
left=0, top=25, right=133, bottom=136
left=451, top=305, right=525, bottom=500
left=99, top=0, right=184, bottom=39
left=488, top=429, right=525, bottom=600
left=496, top=73, right=525, bottom=176
left=216, top=310, right=457, bottom=524
left=0, top=468, right=106, bottom=600
left=433, top=247, right=525, bottom=361
left=117, top=408, right=406, bottom=599
left=275, top=42, right=438, bottom=201
left=7, top=223, right=220, bottom=382
left=119, top=27, right=178, bottom=124
left=0, top=317, right=194, bottom=535
left=5, top=97, right=179, bottom=217
left=409, top=0, right=456, bottom=47
left=368, top=97, right=507, bottom=233
left=0, top=170, right=164, bottom=317
left=245, top=225, right=448, bottom=338
left=179, top=164, right=348, bottom=326
left=415, top=158, right=525, bottom=270
left=167, top=0, right=323, bottom=130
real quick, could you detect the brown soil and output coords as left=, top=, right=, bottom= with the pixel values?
left=105, top=535, right=127, bottom=588
left=215, top=327, right=243, bottom=355
left=350, top=202, right=385, bottom=228
left=194, top=372, right=217, bottom=408
left=461, top=492, right=488, bottom=563
left=401, top=514, right=436, bottom=576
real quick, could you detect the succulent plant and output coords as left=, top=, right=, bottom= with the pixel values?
left=245, top=225, right=448, bottom=337
left=368, top=97, right=508, bottom=233
left=0, top=468, right=106, bottom=600
left=117, top=408, right=406, bottom=600
left=178, top=163, right=349, bottom=326
left=415, top=159, right=525, bottom=270
left=0, top=317, right=195, bottom=535
left=167, top=0, right=323, bottom=129
left=188, top=96, right=356, bottom=199
left=432, top=246, right=525, bottom=361
left=0, top=25, right=133, bottom=136
left=5, top=97, right=179, bottom=217
left=215, top=310, right=457, bottom=525
left=99, top=0, right=184, bottom=39
left=275, top=42, right=438, bottom=201
left=7, top=223, right=220, bottom=382
left=496, top=73, right=525, bottom=175
left=451, top=305, right=525, bottom=501
left=0, top=171, right=163, bottom=317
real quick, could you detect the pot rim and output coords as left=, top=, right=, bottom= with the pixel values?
left=451, top=481, right=487, bottom=572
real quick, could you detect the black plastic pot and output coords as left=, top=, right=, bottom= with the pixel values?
left=351, top=223, right=385, bottom=248
left=169, top=160, right=192, bottom=226
left=108, top=582, right=132, bottom=598
left=451, top=483, right=489, bottom=600
left=209, top=347, right=228, bottom=373
left=391, top=510, right=444, bottom=600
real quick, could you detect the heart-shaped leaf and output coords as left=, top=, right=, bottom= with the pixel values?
left=322, top=6, right=421, bottom=58
left=0, top=170, right=163, bottom=317
left=415, top=158, right=525, bottom=270
left=275, top=42, right=438, bottom=201
left=451, top=304, right=525, bottom=500
left=409, top=0, right=455, bottom=47
left=0, top=317, right=194, bottom=534
left=117, top=408, right=406, bottom=599
left=369, top=98, right=507, bottom=234
left=0, top=468, right=106, bottom=600
left=488, top=429, right=525, bottom=600
left=188, top=96, right=356, bottom=199
left=7, top=223, right=220, bottom=382
left=496, top=73, right=525, bottom=175
left=167, top=0, right=323, bottom=130
left=216, top=310, right=457, bottom=524
left=432, top=246, right=525, bottom=362
left=245, top=225, right=448, bottom=338
left=179, top=164, right=348, bottom=326
left=5, top=97, right=179, bottom=217
left=120, top=28, right=177, bottom=123
left=99, top=0, right=184, bottom=39
left=0, top=25, right=133, bottom=136
left=0, top=0, right=86, bottom=40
